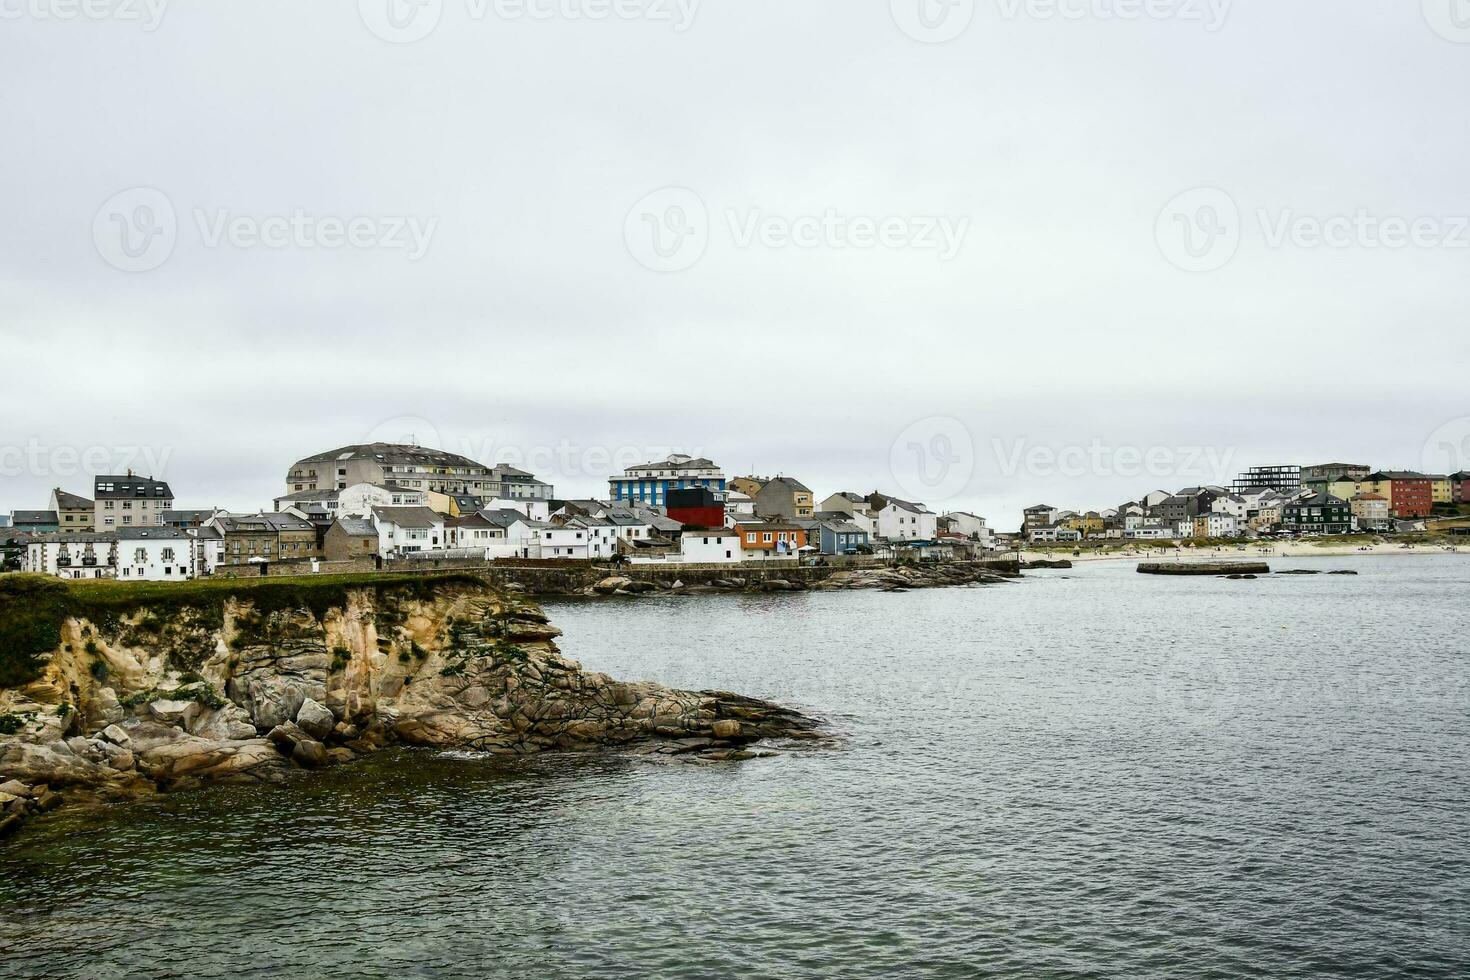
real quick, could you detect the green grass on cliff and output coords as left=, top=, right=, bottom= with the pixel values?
left=0, top=576, right=71, bottom=688
left=0, top=571, right=494, bottom=688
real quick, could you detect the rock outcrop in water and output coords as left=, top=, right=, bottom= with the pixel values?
left=0, top=574, right=820, bottom=838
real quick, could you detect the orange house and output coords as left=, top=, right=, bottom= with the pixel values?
left=735, top=518, right=808, bottom=556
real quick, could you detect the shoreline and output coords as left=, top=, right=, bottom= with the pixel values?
left=1019, top=542, right=1467, bottom=564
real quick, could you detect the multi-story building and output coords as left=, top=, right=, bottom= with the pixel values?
left=115, top=526, right=193, bottom=580
left=1283, top=492, right=1352, bottom=534
left=1350, top=493, right=1391, bottom=531
left=285, top=443, right=551, bottom=500
left=371, top=506, right=445, bottom=556
left=750, top=476, right=814, bottom=519
left=1427, top=475, right=1454, bottom=506
left=817, top=520, right=869, bottom=555
left=25, top=532, right=117, bottom=578
left=94, top=474, right=173, bottom=530
left=484, top=464, right=554, bottom=501
left=609, top=453, right=725, bottom=506
left=665, top=487, right=726, bottom=529
left=819, top=492, right=870, bottom=517
left=1301, top=463, right=1371, bottom=487
left=1193, top=512, right=1239, bottom=538
left=1231, top=465, right=1302, bottom=494
left=868, top=493, right=937, bottom=541
left=1022, top=504, right=1058, bottom=532
left=208, top=512, right=321, bottom=565
left=1360, top=471, right=1433, bottom=518
left=1453, top=472, right=1470, bottom=504
left=49, top=489, right=94, bottom=532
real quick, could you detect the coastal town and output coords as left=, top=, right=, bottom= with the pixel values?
left=1, top=446, right=1467, bottom=582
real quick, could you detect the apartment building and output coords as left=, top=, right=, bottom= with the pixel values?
left=94, top=474, right=174, bottom=529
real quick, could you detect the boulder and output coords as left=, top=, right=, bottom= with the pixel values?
left=148, top=699, right=199, bottom=728
left=294, top=699, right=336, bottom=741
left=591, top=576, right=634, bottom=595
left=0, top=779, right=29, bottom=797
left=242, top=678, right=308, bottom=730
left=187, top=703, right=258, bottom=742
left=291, top=739, right=328, bottom=768
left=100, top=724, right=132, bottom=746
left=712, top=719, right=741, bottom=739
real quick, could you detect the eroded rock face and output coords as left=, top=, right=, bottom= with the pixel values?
left=0, top=579, right=821, bottom=836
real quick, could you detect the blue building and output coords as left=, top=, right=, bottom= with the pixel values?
left=818, top=520, right=870, bottom=556
left=609, top=453, right=725, bottom=506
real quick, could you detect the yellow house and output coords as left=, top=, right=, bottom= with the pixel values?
left=1429, top=475, right=1453, bottom=505
left=1327, top=477, right=1362, bottom=501
left=1060, top=513, right=1104, bottom=538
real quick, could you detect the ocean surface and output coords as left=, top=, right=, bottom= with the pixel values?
left=2, top=554, right=1468, bottom=979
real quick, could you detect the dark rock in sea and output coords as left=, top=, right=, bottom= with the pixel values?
left=1138, top=562, right=1270, bottom=576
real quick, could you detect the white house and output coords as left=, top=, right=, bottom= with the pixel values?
left=940, top=511, right=994, bottom=549
left=372, top=506, right=445, bottom=556
left=191, top=525, right=225, bottom=576
left=537, top=517, right=618, bottom=559
left=116, top=526, right=193, bottom=580
left=724, top=491, right=757, bottom=519
left=678, top=528, right=743, bottom=563
left=444, top=513, right=503, bottom=555
left=1198, top=512, right=1239, bottom=538
left=1124, top=523, right=1176, bottom=541
left=874, top=497, right=937, bottom=541
left=1210, top=494, right=1249, bottom=521
left=341, top=482, right=427, bottom=517
left=25, top=532, right=117, bottom=578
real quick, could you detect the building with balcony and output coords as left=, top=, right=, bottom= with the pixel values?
left=1231, top=465, right=1302, bottom=494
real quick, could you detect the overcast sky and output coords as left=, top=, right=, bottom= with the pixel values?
left=3, top=0, right=1468, bottom=527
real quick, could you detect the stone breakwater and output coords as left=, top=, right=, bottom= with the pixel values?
left=584, top=561, right=1020, bottom=597
left=0, top=576, right=821, bottom=840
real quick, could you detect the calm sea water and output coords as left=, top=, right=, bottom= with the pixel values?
left=3, top=555, right=1468, bottom=979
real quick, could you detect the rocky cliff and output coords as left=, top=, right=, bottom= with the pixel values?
left=0, top=574, right=819, bottom=837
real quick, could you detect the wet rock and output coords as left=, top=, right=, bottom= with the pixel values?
left=591, top=576, right=634, bottom=595
left=712, top=719, right=741, bottom=739
left=294, top=699, right=336, bottom=741
left=291, top=739, right=328, bottom=768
